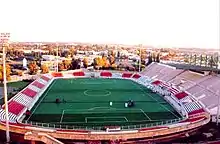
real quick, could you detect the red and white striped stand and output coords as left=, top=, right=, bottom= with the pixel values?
left=0, top=32, right=11, bottom=143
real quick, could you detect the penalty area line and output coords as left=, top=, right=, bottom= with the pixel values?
left=140, top=109, right=151, bottom=121
left=60, top=110, right=65, bottom=123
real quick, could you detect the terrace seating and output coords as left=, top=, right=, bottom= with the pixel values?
left=143, top=64, right=165, bottom=77
left=186, top=84, right=218, bottom=109
left=188, top=108, right=205, bottom=116
left=51, top=72, right=63, bottom=77
left=0, top=108, right=17, bottom=122
left=151, top=80, right=161, bottom=85
left=32, top=81, right=45, bottom=89
left=100, top=71, right=112, bottom=77
left=168, top=87, right=180, bottom=95
left=13, top=93, right=33, bottom=107
left=181, top=116, right=206, bottom=122
left=159, top=69, right=184, bottom=82
left=8, top=101, right=25, bottom=115
left=199, top=75, right=220, bottom=94
left=132, top=73, right=141, bottom=79
left=122, top=72, right=133, bottom=78
left=136, top=76, right=150, bottom=85
left=168, top=71, right=206, bottom=90
left=38, top=78, right=49, bottom=85
left=111, top=73, right=122, bottom=78
left=184, top=101, right=202, bottom=114
left=73, top=71, right=85, bottom=76
left=88, top=141, right=101, bottom=144
left=0, top=75, right=53, bottom=123
left=28, top=85, right=41, bottom=92
left=179, top=96, right=192, bottom=103
left=151, top=80, right=180, bottom=95
left=175, top=92, right=188, bottom=100
left=41, top=75, right=51, bottom=81
left=186, top=85, right=204, bottom=95
left=21, top=88, right=37, bottom=98
left=199, top=94, right=218, bottom=109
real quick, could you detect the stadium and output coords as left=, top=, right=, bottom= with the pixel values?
left=0, top=62, right=214, bottom=144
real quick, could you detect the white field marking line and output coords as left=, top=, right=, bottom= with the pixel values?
left=124, top=117, right=128, bottom=122
left=87, top=108, right=142, bottom=112
left=133, top=82, right=180, bottom=119
left=88, top=107, right=117, bottom=111
left=60, top=110, right=65, bottom=123
left=63, top=108, right=142, bottom=114
left=55, top=119, right=162, bottom=124
left=26, top=80, right=56, bottom=121
left=83, top=90, right=111, bottom=97
left=80, top=82, right=114, bottom=85
left=85, top=116, right=128, bottom=123
left=139, top=109, right=151, bottom=121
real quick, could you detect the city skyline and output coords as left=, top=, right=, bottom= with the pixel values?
left=0, top=0, right=219, bottom=49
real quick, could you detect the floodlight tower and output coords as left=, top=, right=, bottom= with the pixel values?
left=216, top=90, right=220, bottom=125
left=56, top=43, right=59, bottom=72
left=0, top=32, right=11, bottom=143
left=138, top=44, right=142, bottom=72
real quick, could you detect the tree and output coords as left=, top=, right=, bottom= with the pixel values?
left=0, top=64, right=11, bottom=82
left=63, top=60, right=71, bottom=70
left=156, top=53, right=160, bottom=63
left=109, top=55, right=115, bottom=65
left=17, top=71, right=23, bottom=76
left=209, top=56, right=214, bottom=68
left=102, top=56, right=110, bottom=68
left=28, top=61, right=38, bottom=75
left=199, top=55, right=203, bottom=66
left=69, top=47, right=77, bottom=56
left=205, top=55, right=208, bottom=67
left=146, top=54, right=153, bottom=66
left=58, top=63, right=64, bottom=71
left=71, top=58, right=80, bottom=70
left=194, top=54, right=197, bottom=65
left=41, top=64, right=49, bottom=74
left=83, top=57, right=89, bottom=68
left=93, top=57, right=103, bottom=69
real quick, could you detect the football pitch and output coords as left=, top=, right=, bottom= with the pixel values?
left=25, top=78, right=182, bottom=128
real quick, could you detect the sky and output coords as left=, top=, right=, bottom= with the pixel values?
left=0, top=0, right=219, bottom=49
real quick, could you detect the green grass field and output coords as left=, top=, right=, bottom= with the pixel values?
left=25, top=78, right=182, bottom=128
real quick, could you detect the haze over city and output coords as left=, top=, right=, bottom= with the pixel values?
left=0, top=0, right=219, bottom=49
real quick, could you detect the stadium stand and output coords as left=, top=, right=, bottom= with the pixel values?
left=32, top=81, right=45, bottom=89
left=7, top=101, right=25, bottom=115
left=0, top=74, right=53, bottom=123
left=122, top=72, right=133, bottom=78
left=0, top=68, right=212, bottom=143
left=21, top=88, right=37, bottom=98
left=51, top=72, right=63, bottom=77
left=141, top=63, right=220, bottom=119
left=73, top=71, right=85, bottom=76
left=111, top=72, right=122, bottom=78
left=132, top=73, right=141, bottom=79
left=175, top=92, right=188, bottom=100
left=168, top=70, right=206, bottom=90
left=100, top=71, right=112, bottom=77
left=141, top=62, right=184, bottom=82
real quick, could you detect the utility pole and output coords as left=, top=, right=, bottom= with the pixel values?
left=56, top=43, right=59, bottom=72
left=0, top=32, right=10, bottom=143
left=138, top=44, right=142, bottom=72
left=216, top=90, right=220, bottom=125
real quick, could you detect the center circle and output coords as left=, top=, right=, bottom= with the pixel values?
left=84, top=90, right=111, bottom=97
